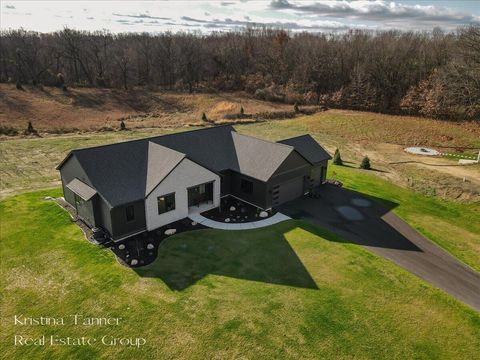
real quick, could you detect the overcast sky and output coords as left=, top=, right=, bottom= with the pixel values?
left=2, top=0, right=479, bottom=34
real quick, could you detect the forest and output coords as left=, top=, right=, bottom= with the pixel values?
left=1, top=26, right=479, bottom=119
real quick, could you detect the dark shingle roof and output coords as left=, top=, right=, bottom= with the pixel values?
left=145, top=142, right=185, bottom=196
left=232, top=132, right=294, bottom=182
left=277, top=135, right=331, bottom=164
left=62, top=125, right=237, bottom=207
left=59, top=126, right=329, bottom=207
left=66, top=178, right=97, bottom=201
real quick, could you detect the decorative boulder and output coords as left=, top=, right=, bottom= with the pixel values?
left=118, top=244, right=126, bottom=250
left=225, top=218, right=230, bottom=223
left=165, top=229, right=177, bottom=236
left=147, top=243, right=154, bottom=250
left=259, top=211, right=268, bottom=218
left=229, top=206, right=236, bottom=211
left=191, top=221, right=197, bottom=226
left=43, top=196, right=53, bottom=201
left=131, top=259, right=138, bottom=266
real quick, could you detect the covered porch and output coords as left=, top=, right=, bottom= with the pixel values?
left=188, top=181, right=215, bottom=214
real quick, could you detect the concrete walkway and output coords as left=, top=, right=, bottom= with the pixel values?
left=189, top=212, right=291, bottom=230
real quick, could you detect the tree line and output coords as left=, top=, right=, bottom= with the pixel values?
left=1, top=26, right=479, bottom=119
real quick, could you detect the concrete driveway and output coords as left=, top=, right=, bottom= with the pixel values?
left=279, top=185, right=480, bottom=312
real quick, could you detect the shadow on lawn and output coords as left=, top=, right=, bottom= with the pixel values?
left=278, top=185, right=422, bottom=253
left=134, top=222, right=319, bottom=291
left=134, top=185, right=422, bottom=291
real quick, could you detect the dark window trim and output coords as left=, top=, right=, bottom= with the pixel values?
left=157, top=192, right=176, bottom=215
left=125, top=205, right=135, bottom=223
left=186, top=180, right=215, bottom=191
left=240, top=178, right=254, bottom=194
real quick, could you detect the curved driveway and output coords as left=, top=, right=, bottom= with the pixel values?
left=279, top=185, right=480, bottom=312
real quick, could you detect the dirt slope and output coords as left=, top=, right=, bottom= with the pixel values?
left=0, top=84, right=291, bottom=132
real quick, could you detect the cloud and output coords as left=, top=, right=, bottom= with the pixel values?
left=112, top=13, right=170, bottom=21
left=5, top=4, right=15, bottom=9
left=181, top=15, right=348, bottom=31
left=269, top=0, right=480, bottom=26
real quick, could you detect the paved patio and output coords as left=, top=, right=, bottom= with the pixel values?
left=189, top=212, right=291, bottom=230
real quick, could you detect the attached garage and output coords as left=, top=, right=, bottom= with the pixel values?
left=272, top=176, right=305, bottom=207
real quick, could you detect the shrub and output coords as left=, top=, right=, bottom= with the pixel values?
left=240, top=106, right=244, bottom=115
left=360, top=156, right=371, bottom=170
left=202, top=112, right=208, bottom=122
left=25, top=121, right=37, bottom=135
left=333, top=148, right=343, bottom=165
left=120, top=121, right=126, bottom=131
left=0, top=126, right=18, bottom=136
left=294, top=102, right=299, bottom=113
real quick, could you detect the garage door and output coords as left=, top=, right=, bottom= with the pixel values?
left=272, top=176, right=304, bottom=206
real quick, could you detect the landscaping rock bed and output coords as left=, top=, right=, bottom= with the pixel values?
left=55, top=197, right=206, bottom=268
left=201, top=195, right=276, bottom=223
left=111, top=218, right=206, bottom=268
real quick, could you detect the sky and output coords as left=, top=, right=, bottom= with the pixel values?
left=1, top=0, right=479, bottom=34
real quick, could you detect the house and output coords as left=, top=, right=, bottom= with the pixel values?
left=57, top=125, right=331, bottom=241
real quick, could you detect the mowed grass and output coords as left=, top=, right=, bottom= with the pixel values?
left=0, top=129, right=175, bottom=197
left=1, top=190, right=479, bottom=360
left=236, top=110, right=480, bottom=149
left=327, top=164, right=480, bottom=272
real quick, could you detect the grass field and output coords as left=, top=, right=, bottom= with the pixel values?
left=1, top=190, right=479, bottom=359
left=2, top=114, right=479, bottom=201
left=328, top=164, right=480, bottom=272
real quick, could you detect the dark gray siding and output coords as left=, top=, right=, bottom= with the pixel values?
left=76, top=196, right=96, bottom=228
left=60, top=155, right=90, bottom=206
left=310, top=160, right=328, bottom=187
left=229, top=171, right=268, bottom=209
left=98, top=198, right=113, bottom=235
left=220, top=170, right=233, bottom=196
left=110, top=200, right=146, bottom=240
left=60, top=154, right=113, bottom=235
left=267, top=151, right=311, bottom=208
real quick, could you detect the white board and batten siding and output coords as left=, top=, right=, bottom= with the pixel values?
left=145, top=158, right=220, bottom=231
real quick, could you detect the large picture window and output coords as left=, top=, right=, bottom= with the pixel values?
left=240, top=179, right=253, bottom=194
left=158, top=193, right=176, bottom=214
left=125, top=205, right=135, bottom=222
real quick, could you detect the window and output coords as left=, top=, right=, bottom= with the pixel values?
left=125, top=205, right=135, bottom=222
left=240, top=179, right=253, bottom=194
left=158, top=193, right=176, bottom=214
left=74, top=193, right=82, bottom=205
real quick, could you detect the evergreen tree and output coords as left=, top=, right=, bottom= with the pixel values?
left=360, top=156, right=371, bottom=170
left=120, top=121, right=126, bottom=131
left=333, top=148, right=343, bottom=165
left=25, top=121, right=36, bottom=135
left=202, top=112, right=208, bottom=122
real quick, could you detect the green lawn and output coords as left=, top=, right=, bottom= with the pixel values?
left=1, top=190, right=479, bottom=359
left=327, top=164, right=480, bottom=272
